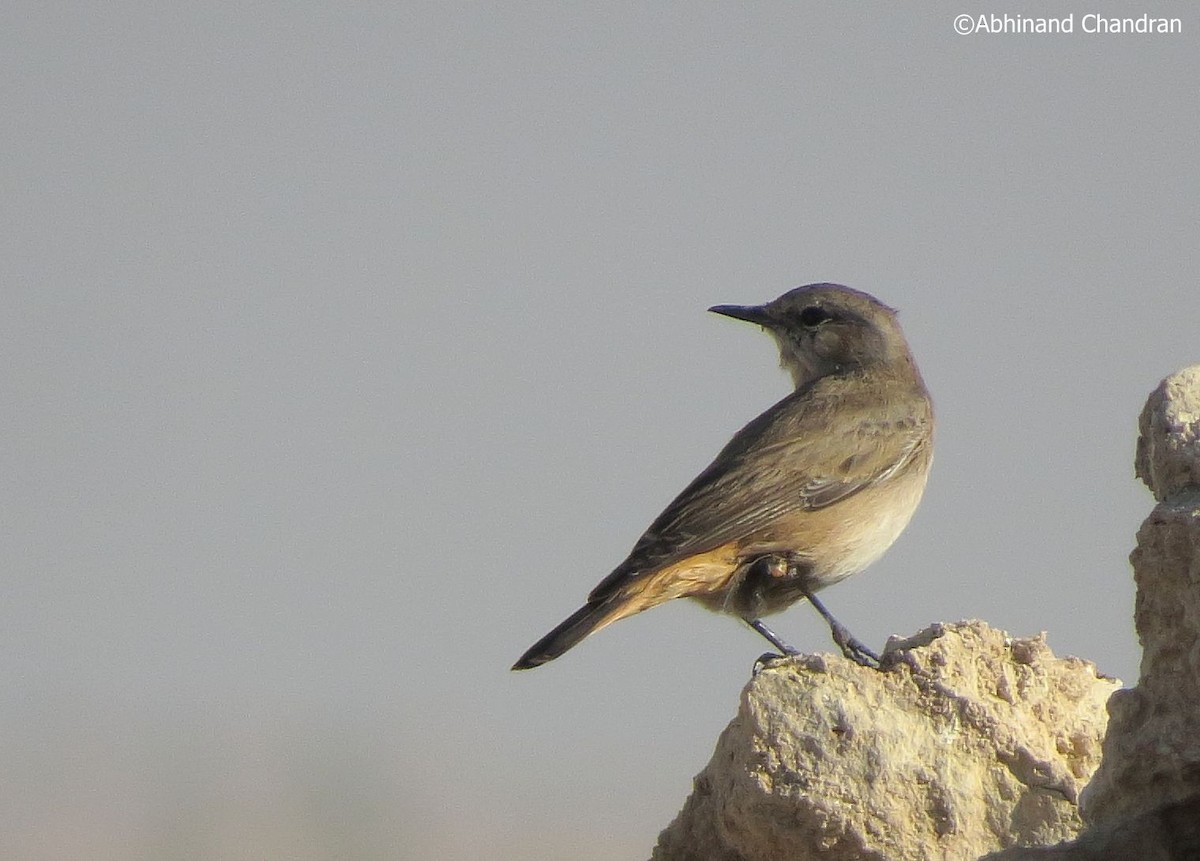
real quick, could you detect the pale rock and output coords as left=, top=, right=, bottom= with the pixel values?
left=1078, top=366, right=1200, bottom=829
left=980, top=794, right=1200, bottom=859
left=977, top=367, right=1200, bottom=860
left=653, top=622, right=1117, bottom=861
left=1134, top=365, right=1200, bottom=502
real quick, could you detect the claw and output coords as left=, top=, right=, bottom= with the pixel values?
left=803, top=587, right=883, bottom=670
left=752, top=652, right=788, bottom=675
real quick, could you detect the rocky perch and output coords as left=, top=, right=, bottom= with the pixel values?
left=652, top=366, right=1200, bottom=861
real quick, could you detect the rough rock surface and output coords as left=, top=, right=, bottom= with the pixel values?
left=979, top=793, right=1200, bottom=860
left=653, top=621, right=1118, bottom=861
left=985, top=367, right=1200, bottom=860
left=1134, top=365, right=1200, bottom=503
left=1077, top=366, right=1200, bottom=827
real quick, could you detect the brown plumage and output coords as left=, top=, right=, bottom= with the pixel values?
left=513, top=283, right=933, bottom=670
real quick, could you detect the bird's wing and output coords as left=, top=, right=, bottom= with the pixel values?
left=588, top=374, right=931, bottom=602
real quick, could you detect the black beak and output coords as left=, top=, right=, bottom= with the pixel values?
left=708, top=303, right=774, bottom=326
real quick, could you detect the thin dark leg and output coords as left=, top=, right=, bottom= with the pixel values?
left=746, top=618, right=799, bottom=656
left=802, top=588, right=881, bottom=669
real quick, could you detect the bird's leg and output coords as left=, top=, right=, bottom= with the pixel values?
left=739, top=556, right=801, bottom=667
left=746, top=618, right=800, bottom=675
left=746, top=618, right=799, bottom=656
left=800, top=587, right=880, bottom=668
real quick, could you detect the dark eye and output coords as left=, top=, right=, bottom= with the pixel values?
left=797, top=306, right=832, bottom=328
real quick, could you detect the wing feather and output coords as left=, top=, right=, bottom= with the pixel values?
left=589, top=373, right=931, bottom=601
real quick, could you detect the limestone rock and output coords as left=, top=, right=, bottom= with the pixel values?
left=1079, top=366, right=1200, bottom=828
left=980, top=793, right=1200, bottom=860
left=653, top=622, right=1118, bottom=861
left=1134, top=365, right=1200, bottom=502
left=982, top=366, right=1200, bottom=860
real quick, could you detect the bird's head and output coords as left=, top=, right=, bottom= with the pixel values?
left=710, top=283, right=914, bottom=389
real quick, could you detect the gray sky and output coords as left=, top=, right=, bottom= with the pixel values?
left=3, top=3, right=1197, bottom=859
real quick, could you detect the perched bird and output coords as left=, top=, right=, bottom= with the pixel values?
left=512, top=283, right=933, bottom=670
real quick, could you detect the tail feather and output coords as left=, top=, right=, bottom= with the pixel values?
left=512, top=597, right=624, bottom=670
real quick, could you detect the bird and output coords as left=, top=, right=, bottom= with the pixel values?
left=512, top=283, right=933, bottom=670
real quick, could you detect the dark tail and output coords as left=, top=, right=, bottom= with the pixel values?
left=512, top=597, right=623, bottom=670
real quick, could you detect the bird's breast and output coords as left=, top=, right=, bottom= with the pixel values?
left=732, top=448, right=931, bottom=607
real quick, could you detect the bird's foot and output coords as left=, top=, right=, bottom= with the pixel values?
left=752, top=649, right=799, bottom=676
left=802, top=589, right=882, bottom=670
left=746, top=618, right=800, bottom=675
left=829, top=621, right=881, bottom=669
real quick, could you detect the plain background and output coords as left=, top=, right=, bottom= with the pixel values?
left=3, top=3, right=1197, bottom=859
